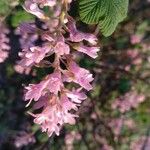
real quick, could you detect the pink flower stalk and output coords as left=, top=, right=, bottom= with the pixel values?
left=0, top=23, right=10, bottom=63
left=19, top=0, right=100, bottom=137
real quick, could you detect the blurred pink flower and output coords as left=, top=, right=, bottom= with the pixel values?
left=65, top=131, right=81, bottom=150
left=130, top=136, right=150, bottom=150
left=112, top=92, right=145, bottom=113
left=130, top=34, right=142, bottom=44
left=0, top=24, right=10, bottom=63
left=126, top=49, right=142, bottom=65
left=0, top=51, right=9, bottom=63
left=14, top=132, right=35, bottom=148
left=109, top=118, right=123, bottom=139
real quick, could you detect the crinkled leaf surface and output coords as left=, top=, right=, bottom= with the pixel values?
left=79, top=0, right=129, bottom=36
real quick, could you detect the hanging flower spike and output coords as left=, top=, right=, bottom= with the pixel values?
left=19, top=0, right=100, bottom=137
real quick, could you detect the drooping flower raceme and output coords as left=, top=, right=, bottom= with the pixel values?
left=19, top=0, right=100, bottom=137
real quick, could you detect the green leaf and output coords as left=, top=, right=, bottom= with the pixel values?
left=79, top=0, right=129, bottom=36
left=11, top=10, right=35, bottom=27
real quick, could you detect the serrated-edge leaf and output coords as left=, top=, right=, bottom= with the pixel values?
left=79, top=0, right=129, bottom=36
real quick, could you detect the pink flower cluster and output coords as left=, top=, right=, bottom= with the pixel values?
left=14, top=131, right=35, bottom=148
left=130, top=136, right=150, bottom=150
left=0, top=23, right=10, bottom=63
left=126, top=49, right=142, bottom=65
left=18, top=0, right=100, bottom=136
left=109, top=118, right=135, bottom=141
left=111, top=91, right=145, bottom=113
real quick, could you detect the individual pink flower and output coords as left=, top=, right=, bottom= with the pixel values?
left=25, top=70, right=62, bottom=102
left=19, top=46, right=51, bottom=67
left=66, top=88, right=87, bottom=103
left=67, top=18, right=97, bottom=45
left=42, top=34, right=70, bottom=56
left=54, top=35, right=70, bottom=56
left=55, top=41, right=70, bottom=55
left=65, top=60, right=94, bottom=91
left=73, top=44, right=99, bottom=58
left=23, top=0, right=48, bottom=20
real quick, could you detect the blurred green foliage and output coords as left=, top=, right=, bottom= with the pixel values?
left=11, top=9, right=35, bottom=27
left=0, top=0, right=18, bottom=18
